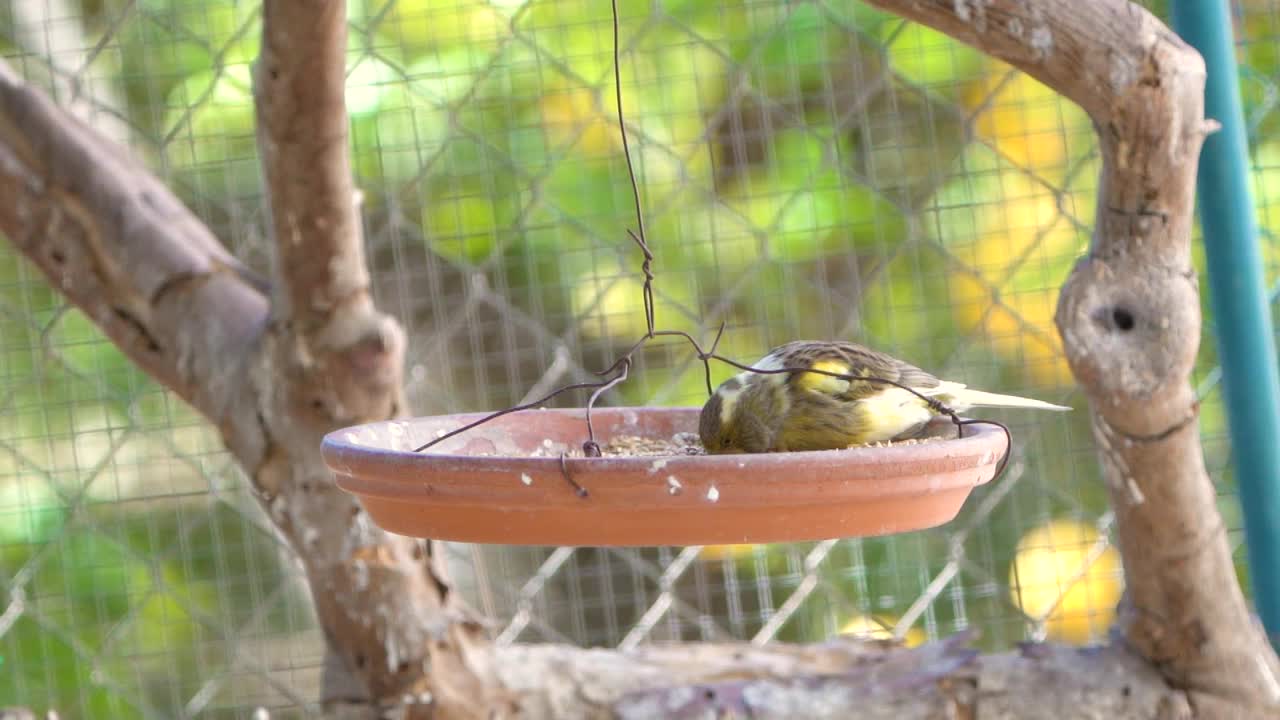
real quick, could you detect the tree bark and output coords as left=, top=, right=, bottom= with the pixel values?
left=857, top=0, right=1280, bottom=716
left=490, top=635, right=1188, bottom=719
left=2, top=0, right=1277, bottom=717
left=0, top=0, right=497, bottom=714
left=248, top=1, right=500, bottom=717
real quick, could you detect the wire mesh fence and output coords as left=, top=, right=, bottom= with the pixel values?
left=0, top=0, right=1271, bottom=716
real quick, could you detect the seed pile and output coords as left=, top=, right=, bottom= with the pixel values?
left=601, top=432, right=705, bottom=456
left=852, top=436, right=944, bottom=449
left=520, top=432, right=943, bottom=458
left=598, top=433, right=943, bottom=456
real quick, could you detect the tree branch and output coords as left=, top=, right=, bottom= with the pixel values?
left=9, top=0, right=133, bottom=145
left=485, top=636, right=1186, bottom=719
left=249, top=0, right=495, bottom=716
left=0, top=0, right=498, bottom=712
left=861, top=0, right=1280, bottom=715
left=0, top=60, right=267, bottom=463
left=253, top=0, right=368, bottom=333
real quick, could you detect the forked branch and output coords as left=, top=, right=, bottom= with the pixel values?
left=860, top=0, right=1280, bottom=715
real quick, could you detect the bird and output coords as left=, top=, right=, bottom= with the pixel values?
left=699, top=340, right=1071, bottom=454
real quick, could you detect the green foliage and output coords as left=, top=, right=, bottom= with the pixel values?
left=0, top=500, right=306, bottom=715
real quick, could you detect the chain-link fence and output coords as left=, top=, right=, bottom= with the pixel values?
left=0, top=0, right=1272, bottom=716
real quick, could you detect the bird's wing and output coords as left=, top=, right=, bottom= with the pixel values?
left=766, top=341, right=941, bottom=399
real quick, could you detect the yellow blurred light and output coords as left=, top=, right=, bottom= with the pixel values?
left=839, top=614, right=926, bottom=648
left=884, top=23, right=984, bottom=90
left=572, top=273, right=648, bottom=340
left=931, top=65, right=1096, bottom=388
left=699, top=543, right=759, bottom=561
left=570, top=265, right=697, bottom=340
left=540, top=87, right=618, bottom=157
left=1009, top=519, right=1123, bottom=644
left=968, top=70, right=1071, bottom=173
left=423, top=196, right=498, bottom=266
left=377, top=0, right=508, bottom=57
left=1250, top=141, right=1280, bottom=243
left=946, top=167, right=1084, bottom=387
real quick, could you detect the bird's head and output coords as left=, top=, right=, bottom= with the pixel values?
left=699, top=374, right=768, bottom=454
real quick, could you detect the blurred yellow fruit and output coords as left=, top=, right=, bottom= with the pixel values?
left=839, top=614, right=925, bottom=647
left=570, top=265, right=697, bottom=340
left=947, top=164, right=1086, bottom=387
left=540, top=87, right=618, bottom=157
left=572, top=272, right=649, bottom=339
left=706, top=543, right=752, bottom=561
left=1009, top=519, right=1123, bottom=644
left=375, top=0, right=507, bottom=59
left=883, top=22, right=985, bottom=90
left=968, top=69, right=1072, bottom=173
left=938, top=63, right=1097, bottom=388
left=1250, top=141, right=1280, bottom=244
left=699, top=543, right=759, bottom=561
left=423, top=195, right=498, bottom=266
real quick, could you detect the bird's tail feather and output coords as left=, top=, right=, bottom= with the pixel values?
left=931, top=383, right=1071, bottom=412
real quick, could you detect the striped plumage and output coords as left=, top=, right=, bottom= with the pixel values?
left=699, top=341, right=1070, bottom=454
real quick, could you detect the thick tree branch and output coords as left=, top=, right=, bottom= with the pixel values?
left=0, top=0, right=499, bottom=713
left=0, top=61, right=268, bottom=464
left=861, top=0, right=1280, bottom=716
left=248, top=0, right=495, bottom=716
left=253, top=0, right=368, bottom=333
left=484, top=636, right=1187, bottom=719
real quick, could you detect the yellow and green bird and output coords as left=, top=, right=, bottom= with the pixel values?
left=699, top=341, right=1070, bottom=454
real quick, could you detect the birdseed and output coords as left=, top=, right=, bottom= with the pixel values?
left=601, top=433, right=706, bottom=457
left=850, top=436, right=945, bottom=449
left=516, top=431, right=947, bottom=458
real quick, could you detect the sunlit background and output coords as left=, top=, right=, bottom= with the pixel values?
left=2, top=0, right=1276, bottom=716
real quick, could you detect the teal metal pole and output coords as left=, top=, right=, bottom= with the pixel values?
left=1172, top=0, right=1280, bottom=642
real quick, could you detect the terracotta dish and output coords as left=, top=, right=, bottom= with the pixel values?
left=320, top=406, right=1007, bottom=546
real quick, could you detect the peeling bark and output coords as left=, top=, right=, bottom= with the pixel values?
left=0, top=61, right=267, bottom=460
left=248, top=0, right=498, bottom=716
left=485, top=635, right=1188, bottom=719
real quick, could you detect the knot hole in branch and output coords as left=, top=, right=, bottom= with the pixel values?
left=1109, top=306, right=1136, bottom=332
left=1056, top=257, right=1201, bottom=405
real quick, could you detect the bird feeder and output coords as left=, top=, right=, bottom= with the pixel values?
left=320, top=406, right=1006, bottom=546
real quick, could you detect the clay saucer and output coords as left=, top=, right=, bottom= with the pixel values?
left=320, top=406, right=1006, bottom=546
